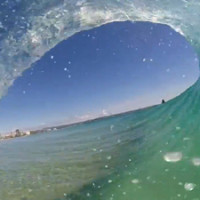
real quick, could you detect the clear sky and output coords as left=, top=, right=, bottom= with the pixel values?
left=0, top=21, right=199, bottom=133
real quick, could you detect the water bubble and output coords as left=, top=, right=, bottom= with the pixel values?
left=117, top=139, right=121, bottom=143
left=146, top=176, right=151, bottom=180
left=178, top=182, right=183, bottom=186
left=184, top=183, right=196, bottom=191
left=194, top=57, right=199, bottom=63
left=28, top=189, right=32, bottom=193
left=182, top=74, right=186, bottom=78
left=86, top=192, right=91, bottom=197
left=131, top=179, right=139, bottom=184
left=163, top=152, right=183, bottom=162
left=110, top=125, right=114, bottom=131
left=192, top=157, right=200, bottom=166
left=183, top=137, right=190, bottom=141
left=108, top=180, right=112, bottom=183
left=142, top=58, right=146, bottom=62
left=107, top=156, right=112, bottom=160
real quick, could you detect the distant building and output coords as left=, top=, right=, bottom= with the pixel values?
left=15, top=129, right=21, bottom=137
left=25, top=131, right=31, bottom=135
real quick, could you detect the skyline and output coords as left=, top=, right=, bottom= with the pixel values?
left=0, top=21, right=199, bottom=133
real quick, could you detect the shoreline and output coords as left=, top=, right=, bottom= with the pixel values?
left=0, top=104, right=158, bottom=141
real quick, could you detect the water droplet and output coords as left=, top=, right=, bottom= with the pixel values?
left=176, top=126, right=181, bottom=130
left=86, top=192, right=91, bottom=197
left=184, top=183, right=196, bottom=191
left=131, top=179, right=139, bottom=184
left=110, top=125, right=114, bottom=131
left=183, top=137, right=190, bottom=141
left=107, top=156, right=112, bottom=160
left=178, top=182, right=183, bottom=186
left=182, top=74, right=186, bottom=78
left=192, top=158, right=200, bottom=166
left=108, top=180, right=112, bottom=183
left=117, top=139, right=121, bottom=143
left=163, top=152, right=183, bottom=162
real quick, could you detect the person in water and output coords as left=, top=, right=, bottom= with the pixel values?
left=162, top=99, right=166, bottom=104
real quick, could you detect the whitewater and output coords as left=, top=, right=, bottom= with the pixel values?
left=0, top=0, right=200, bottom=200
left=0, top=0, right=200, bottom=98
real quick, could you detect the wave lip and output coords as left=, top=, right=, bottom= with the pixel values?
left=0, top=0, right=200, bottom=98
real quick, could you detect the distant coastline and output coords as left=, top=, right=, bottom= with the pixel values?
left=0, top=104, right=157, bottom=141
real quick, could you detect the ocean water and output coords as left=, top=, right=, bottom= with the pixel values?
left=1, top=82, right=200, bottom=200
left=0, top=0, right=200, bottom=200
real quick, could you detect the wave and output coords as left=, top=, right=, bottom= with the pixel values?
left=0, top=1, right=200, bottom=199
left=0, top=0, right=199, bottom=98
left=1, top=81, right=200, bottom=199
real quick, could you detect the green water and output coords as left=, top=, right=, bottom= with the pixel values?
left=1, top=81, right=200, bottom=200
left=0, top=0, right=200, bottom=199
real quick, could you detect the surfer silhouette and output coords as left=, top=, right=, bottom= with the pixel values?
left=162, top=99, right=166, bottom=104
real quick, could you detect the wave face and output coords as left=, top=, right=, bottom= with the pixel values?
left=1, top=87, right=200, bottom=200
left=0, top=0, right=200, bottom=97
left=0, top=0, right=200, bottom=200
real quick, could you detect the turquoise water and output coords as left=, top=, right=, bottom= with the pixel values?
left=0, top=0, right=200, bottom=199
left=1, top=81, right=200, bottom=199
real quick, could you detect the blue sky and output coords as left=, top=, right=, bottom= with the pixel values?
left=0, top=21, right=199, bottom=133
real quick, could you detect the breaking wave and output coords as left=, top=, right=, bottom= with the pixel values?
left=0, top=0, right=200, bottom=97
